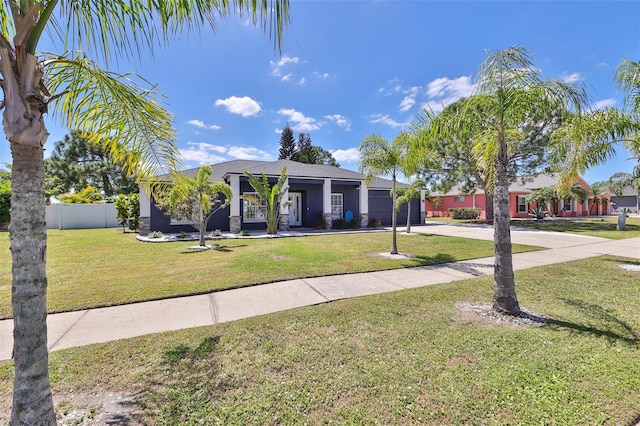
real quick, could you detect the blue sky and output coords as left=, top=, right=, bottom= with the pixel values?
left=1, top=1, right=638, bottom=184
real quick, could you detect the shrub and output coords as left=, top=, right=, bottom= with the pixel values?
left=177, top=231, right=189, bottom=239
left=240, top=229, right=250, bottom=236
left=528, top=207, right=546, bottom=220
left=128, top=193, right=140, bottom=230
left=368, top=218, right=381, bottom=228
left=211, top=229, right=223, bottom=238
left=333, top=218, right=348, bottom=229
left=313, top=215, right=326, bottom=230
left=148, top=230, right=164, bottom=239
left=348, top=218, right=361, bottom=229
left=448, top=207, right=481, bottom=220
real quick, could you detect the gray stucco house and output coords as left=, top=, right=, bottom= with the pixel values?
left=139, top=159, right=426, bottom=235
left=608, top=185, right=639, bottom=213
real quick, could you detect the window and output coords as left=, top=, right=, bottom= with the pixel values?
left=517, top=196, right=527, bottom=213
left=243, top=192, right=267, bottom=222
left=331, top=193, right=343, bottom=219
left=454, top=195, right=464, bottom=203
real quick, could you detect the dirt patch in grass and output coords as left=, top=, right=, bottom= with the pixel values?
left=454, top=302, right=549, bottom=328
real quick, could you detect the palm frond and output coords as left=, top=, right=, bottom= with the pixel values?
left=43, top=51, right=181, bottom=182
left=51, top=0, right=289, bottom=63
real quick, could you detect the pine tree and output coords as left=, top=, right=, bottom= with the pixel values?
left=278, top=124, right=297, bottom=160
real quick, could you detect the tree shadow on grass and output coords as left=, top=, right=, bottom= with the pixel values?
left=408, top=253, right=457, bottom=267
left=178, top=244, right=247, bottom=254
left=545, top=298, right=638, bottom=346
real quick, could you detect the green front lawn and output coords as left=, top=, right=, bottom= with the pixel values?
left=427, top=215, right=640, bottom=239
left=0, top=229, right=541, bottom=319
left=1, top=255, right=637, bottom=424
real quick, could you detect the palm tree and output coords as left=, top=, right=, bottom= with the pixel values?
left=359, top=133, right=410, bottom=254
left=243, top=167, right=289, bottom=234
left=1, top=1, right=290, bottom=423
left=164, top=166, right=233, bottom=247
left=416, top=47, right=587, bottom=315
left=396, top=178, right=427, bottom=233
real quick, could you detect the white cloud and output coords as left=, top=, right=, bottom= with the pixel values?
left=214, top=96, right=261, bottom=117
left=277, top=108, right=321, bottom=132
left=331, top=148, right=360, bottom=162
left=227, top=146, right=272, bottom=160
left=298, top=77, right=306, bottom=85
left=187, top=119, right=221, bottom=130
left=270, top=55, right=299, bottom=78
left=281, top=73, right=293, bottom=82
left=179, top=142, right=272, bottom=164
left=271, top=55, right=299, bottom=67
left=179, top=142, right=228, bottom=164
left=561, top=72, right=582, bottom=83
left=420, top=100, right=449, bottom=114
left=425, top=76, right=473, bottom=100
left=398, top=96, right=416, bottom=112
left=324, top=114, right=351, bottom=131
left=313, top=71, right=330, bottom=79
left=591, top=98, right=617, bottom=110
left=370, top=114, right=408, bottom=128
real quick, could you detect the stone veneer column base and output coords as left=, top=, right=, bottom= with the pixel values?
left=230, top=216, right=241, bottom=234
left=359, top=213, right=368, bottom=228
left=139, top=217, right=150, bottom=236
left=323, top=213, right=332, bottom=230
left=279, top=214, right=290, bottom=231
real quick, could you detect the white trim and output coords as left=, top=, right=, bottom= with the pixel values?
left=331, top=193, right=344, bottom=220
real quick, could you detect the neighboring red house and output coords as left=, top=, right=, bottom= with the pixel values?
left=426, top=174, right=612, bottom=219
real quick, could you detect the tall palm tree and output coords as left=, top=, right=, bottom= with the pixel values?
left=1, top=1, right=290, bottom=423
left=416, top=47, right=587, bottom=315
left=359, top=133, right=412, bottom=254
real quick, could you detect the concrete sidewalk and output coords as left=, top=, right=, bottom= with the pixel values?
left=1, top=225, right=638, bottom=361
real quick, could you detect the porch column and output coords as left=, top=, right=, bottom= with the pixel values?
left=229, top=175, right=241, bottom=233
left=598, top=200, right=602, bottom=216
left=279, top=178, right=290, bottom=231
left=323, top=178, right=332, bottom=229
left=420, top=190, right=427, bottom=223
left=559, top=199, right=565, bottom=216
left=138, top=185, right=151, bottom=236
left=359, top=181, right=368, bottom=228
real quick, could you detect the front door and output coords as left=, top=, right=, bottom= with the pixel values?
left=288, top=192, right=302, bottom=226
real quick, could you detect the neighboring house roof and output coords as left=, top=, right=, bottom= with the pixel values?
left=605, top=185, right=639, bottom=197
left=430, top=173, right=590, bottom=196
left=168, top=159, right=409, bottom=190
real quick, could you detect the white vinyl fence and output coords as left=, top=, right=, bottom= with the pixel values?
left=46, top=203, right=120, bottom=230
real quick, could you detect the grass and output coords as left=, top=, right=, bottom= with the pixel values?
left=1, top=255, right=638, bottom=424
left=0, top=229, right=541, bottom=319
left=427, top=215, right=640, bottom=239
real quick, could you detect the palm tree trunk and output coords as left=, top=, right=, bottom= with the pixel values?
left=391, top=178, right=398, bottom=254
left=198, top=205, right=206, bottom=247
left=485, top=191, right=494, bottom=222
left=406, top=201, right=411, bottom=234
left=10, top=142, right=57, bottom=424
left=492, top=142, right=520, bottom=315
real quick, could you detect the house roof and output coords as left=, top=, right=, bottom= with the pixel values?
left=605, top=185, right=639, bottom=197
left=172, top=159, right=409, bottom=190
left=430, top=173, right=590, bottom=196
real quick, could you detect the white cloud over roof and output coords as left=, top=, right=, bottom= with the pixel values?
left=215, top=96, right=262, bottom=117
left=179, top=142, right=272, bottom=165
left=331, top=148, right=360, bottom=162
left=278, top=108, right=321, bottom=132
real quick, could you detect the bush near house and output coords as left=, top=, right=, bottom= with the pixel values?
left=448, top=207, right=481, bottom=220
